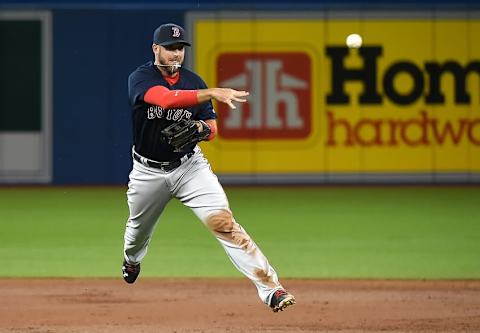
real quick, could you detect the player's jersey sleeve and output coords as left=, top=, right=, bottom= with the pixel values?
left=128, top=67, right=162, bottom=106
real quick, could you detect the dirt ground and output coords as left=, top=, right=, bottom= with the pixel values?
left=1, top=279, right=480, bottom=333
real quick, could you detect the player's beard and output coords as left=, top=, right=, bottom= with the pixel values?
left=159, top=59, right=182, bottom=76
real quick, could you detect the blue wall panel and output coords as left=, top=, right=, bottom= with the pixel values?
left=53, top=10, right=185, bottom=184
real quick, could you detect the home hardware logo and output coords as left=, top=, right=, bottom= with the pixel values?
left=216, top=52, right=311, bottom=139
left=325, top=46, right=480, bottom=147
left=326, top=46, right=480, bottom=105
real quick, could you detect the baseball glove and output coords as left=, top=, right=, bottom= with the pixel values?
left=161, top=119, right=211, bottom=151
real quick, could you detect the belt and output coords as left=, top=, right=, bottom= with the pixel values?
left=133, top=150, right=194, bottom=172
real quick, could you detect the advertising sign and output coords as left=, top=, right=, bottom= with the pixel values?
left=188, top=12, right=480, bottom=181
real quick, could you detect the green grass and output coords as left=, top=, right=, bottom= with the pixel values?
left=0, top=186, right=479, bottom=279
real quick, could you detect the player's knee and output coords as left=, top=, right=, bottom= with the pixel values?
left=206, top=209, right=234, bottom=233
left=206, top=210, right=256, bottom=253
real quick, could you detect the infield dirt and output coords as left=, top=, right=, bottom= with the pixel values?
left=1, top=279, right=480, bottom=332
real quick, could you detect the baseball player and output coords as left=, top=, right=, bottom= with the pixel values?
left=122, top=23, right=295, bottom=312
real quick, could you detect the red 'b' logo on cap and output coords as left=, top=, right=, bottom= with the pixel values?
left=172, top=27, right=180, bottom=37
left=217, top=52, right=311, bottom=139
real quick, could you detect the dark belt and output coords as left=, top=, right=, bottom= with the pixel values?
left=133, top=150, right=194, bottom=172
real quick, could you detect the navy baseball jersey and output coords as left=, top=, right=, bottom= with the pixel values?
left=128, top=61, right=216, bottom=161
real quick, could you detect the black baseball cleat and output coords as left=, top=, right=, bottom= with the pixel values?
left=122, top=260, right=141, bottom=284
left=269, top=289, right=296, bottom=312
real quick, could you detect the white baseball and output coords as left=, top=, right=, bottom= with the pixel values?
left=346, top=33, right=362, bottom=48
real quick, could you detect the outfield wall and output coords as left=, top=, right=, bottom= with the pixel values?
left=0, top=2, right=479, bottom=184
left=188, top=11, right=480, bottom=184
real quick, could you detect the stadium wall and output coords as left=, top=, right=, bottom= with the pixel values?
left=0, top=1, right=479, bottom=184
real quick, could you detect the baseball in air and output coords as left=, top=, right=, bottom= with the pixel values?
left=346, top=33, right=362, bottom=48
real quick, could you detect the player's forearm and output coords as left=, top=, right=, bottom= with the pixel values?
left=204, top=119, right=217, bottom=141
left=146, top=86, right=212, bottom=108
left=196, top=88, right=219, bottom=104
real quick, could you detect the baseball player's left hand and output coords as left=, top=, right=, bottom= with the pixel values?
left=161, top=119, right=211, bottom=151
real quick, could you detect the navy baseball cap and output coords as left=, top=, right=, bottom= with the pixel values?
left=153, top=23, right=191, bottom=46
